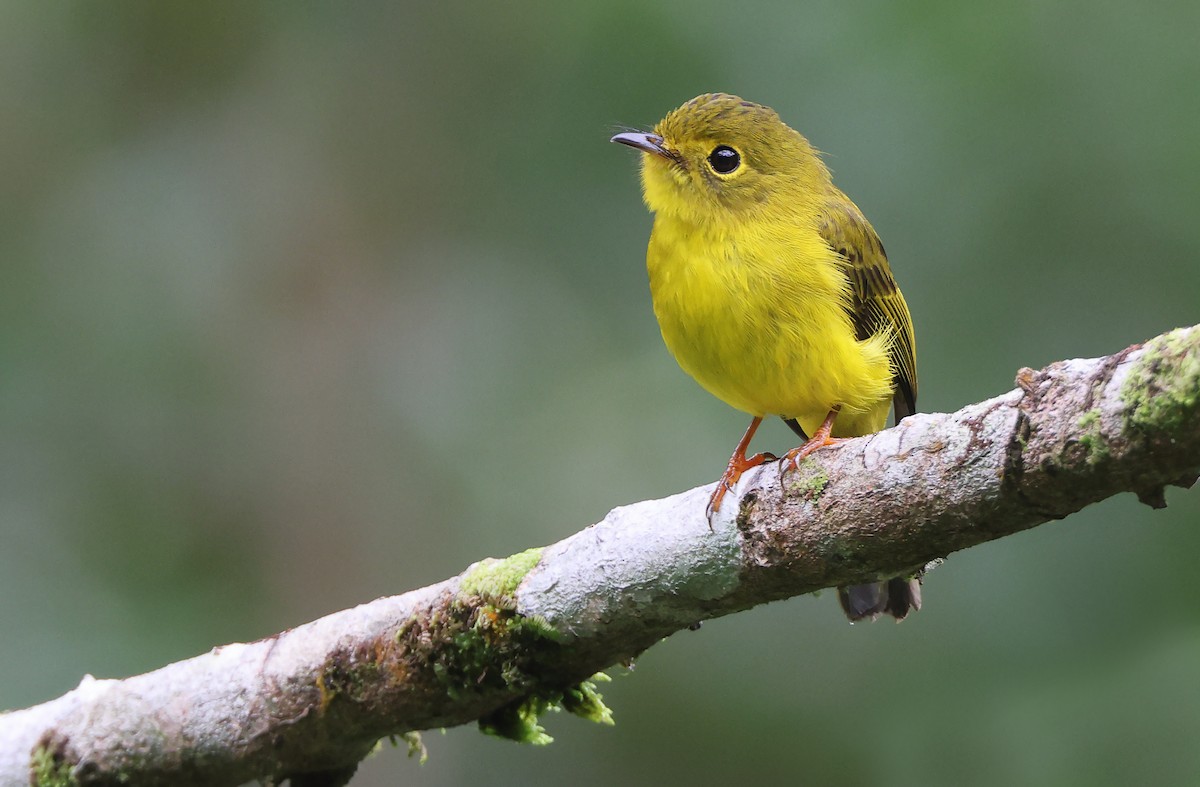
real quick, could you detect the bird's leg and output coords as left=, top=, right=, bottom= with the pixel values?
left=780, top=406, right=844, bottom=473
left=706, top=416, right=777, bottom=522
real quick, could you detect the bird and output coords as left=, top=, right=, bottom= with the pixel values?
left=611, top=93, right=921, bottom=621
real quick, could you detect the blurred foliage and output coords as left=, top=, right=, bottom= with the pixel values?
left=2, top=2, right=1198, bottom=785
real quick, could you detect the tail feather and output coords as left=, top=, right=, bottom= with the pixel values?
left=838, top=577, right=921, bottom=622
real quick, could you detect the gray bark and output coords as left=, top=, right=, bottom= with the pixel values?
left=4, top=324, right=1197, bottom=787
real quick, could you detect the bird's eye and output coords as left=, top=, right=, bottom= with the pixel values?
left=707, top=145, right=741, bottom=174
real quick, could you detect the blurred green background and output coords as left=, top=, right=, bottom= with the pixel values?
left=3, top=2, right=1199, bottom=785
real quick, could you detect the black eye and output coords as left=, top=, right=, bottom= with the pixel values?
left=708, top=145, right=741, bottom=174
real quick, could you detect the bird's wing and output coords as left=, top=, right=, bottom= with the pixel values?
left=817, top=196, right=918, bottom=423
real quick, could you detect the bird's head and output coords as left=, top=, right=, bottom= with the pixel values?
left=612, top=93, right=830, bottom=224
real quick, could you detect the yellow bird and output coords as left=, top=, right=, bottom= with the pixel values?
left=612, top=93, right=921, bottom=621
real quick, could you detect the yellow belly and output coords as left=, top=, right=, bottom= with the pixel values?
left=646, top=216, right=894, bottom=438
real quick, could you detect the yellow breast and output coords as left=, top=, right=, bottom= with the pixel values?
left=646, top=213, right=894, bottom=436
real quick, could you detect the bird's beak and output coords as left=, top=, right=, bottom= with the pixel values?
left=610, top=131, right=673, bottom=159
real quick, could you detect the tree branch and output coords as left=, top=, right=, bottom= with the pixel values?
left=4, top=325, right=1198, bottom=786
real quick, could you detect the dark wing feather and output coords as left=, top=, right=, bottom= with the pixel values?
left=817, top=195, right=917, bottom=424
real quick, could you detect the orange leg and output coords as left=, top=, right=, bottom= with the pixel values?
left=781, top=406, right=844, bottom=473
left=706, top=416, right=778, bottom=521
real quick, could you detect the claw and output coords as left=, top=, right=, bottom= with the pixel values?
left=706, top=417, right=774, bottom=524
left=780, top=407, right=843, bottom=474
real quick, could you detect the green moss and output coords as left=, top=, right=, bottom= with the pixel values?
left=378, top=731, right=431, bottom=764
left=515, top=613, right=558, bottom=640
left=449, top=593, right=612, bottom=743
left=461, top=548, right=544, bottom=602
left=1076, top=409, right=1109, bottom=465
left=407, top=548, right=550, bottom=699
left=479, top=694, right=556, bottom=745
left=318, top=651, right=384, bottom=710
left=479, top=672, right=614, bottom=745
left=380, top=547, right=615, bottom=748
left=400, top=731, right=429, bottom=764
left=30, top=746, right=76, bottom=787
left=786, top=458, right=829, bottom=501
left=428, top=604, right=530, bottom=699
left=1122, top=326, right=1200, bottom=435
left=561, top=673, right=615, bottom=726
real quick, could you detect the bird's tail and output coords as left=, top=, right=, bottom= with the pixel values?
left=838, top=577, right=922, bottom=622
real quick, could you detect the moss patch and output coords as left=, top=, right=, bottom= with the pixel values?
left=785, top=458, right=829, bottom=501
left=561, top=673, right=614, bottom=726
left=316, top=545, right=614, bottom=749
left=326, top=546, right=614, bottom=747
left=402, top=731, right=428, bottom=763
left=479, top=693, right=556, bottom=745
left=1122, top=326, right=1200, bottom=436
left=1075, top=409, right=1109, bottom=465
left=478, top=672, right=614, bottom=745
left=30, top=745, right=76, bottom=787
left=458, top=549, right=614, bottom=743
left=461, top=548, right=544, bottom=602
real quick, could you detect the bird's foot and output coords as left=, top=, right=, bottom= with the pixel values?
left=706, top=450, right=777, bottom=523
left=779, top=407, right=843, bottom=474
left=779, top=435, right=844, bottom=474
